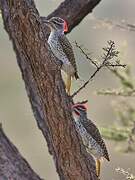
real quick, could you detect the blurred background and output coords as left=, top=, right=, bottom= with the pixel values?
left=0, top=0, right=135, bottom=179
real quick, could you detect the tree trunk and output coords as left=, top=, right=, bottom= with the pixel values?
left=0, top=125, right=43, bottom=180
left=0, top=0, right=101, bottom=179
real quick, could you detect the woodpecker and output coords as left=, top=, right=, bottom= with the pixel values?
left=72, top=103, right=110, bottom=177
left=44, top=17, right=79, bottom=95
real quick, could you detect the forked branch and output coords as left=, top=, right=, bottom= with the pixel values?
left=72, top=40, right=126, bottom=98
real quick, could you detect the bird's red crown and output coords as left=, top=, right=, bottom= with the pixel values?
left=64, top=20, right=68, bottom=32
left=72, top=103, right=87, bottom=116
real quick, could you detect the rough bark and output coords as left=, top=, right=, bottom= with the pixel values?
left=0, top=0, right=101, bottom=179
left=0, top=125, right=43, bottom=180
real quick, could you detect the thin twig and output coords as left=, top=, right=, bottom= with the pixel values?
left=93, top=16, right=135, bottom=33
left=97, top=89, right=135, bottom=97
left=71, top=66, right=101, bottom=98
left=116, top=167, right=135, bottom=180
left=74, top=41, right=99, bottom=68
left=72, top=40, right=125, bottom=98
left=105, top=63, right=126, bottom=68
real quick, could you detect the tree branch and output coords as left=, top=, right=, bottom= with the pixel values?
left=72, top=40, right=126, bottom=98
left=46, top=0, right=102, bottom=33
left=97, top=89, right=135, bottom=97
left=116, top=167, right=135, bottom=180
left=0, top=124, right=43, bottom=180
left=92, top=16, right=135, bottom=33
left=41, top=0, right=102, bottom=37
left=0, top=0, right=98, bottom=179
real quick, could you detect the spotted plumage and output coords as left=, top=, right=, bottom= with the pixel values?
left=72, top=103, right=110, bottom=176
left=44, top=17, right=79, bottom=94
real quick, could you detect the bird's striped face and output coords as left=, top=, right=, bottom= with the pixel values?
left=72, top=103, right=87, bottom=117
left=45, top=17, right=68, bottom=32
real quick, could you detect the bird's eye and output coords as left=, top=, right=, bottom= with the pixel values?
left=53, top=21, right=57, bottom=24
